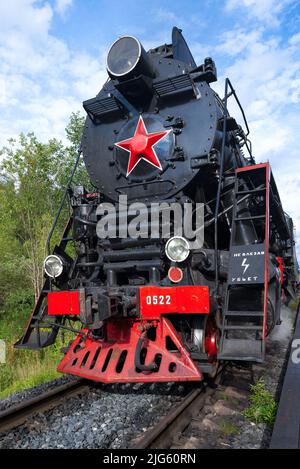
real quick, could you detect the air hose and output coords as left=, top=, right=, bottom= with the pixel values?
left=134, top=329, right=157, bottom=372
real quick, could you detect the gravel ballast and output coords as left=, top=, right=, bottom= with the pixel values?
left=0, top=382, right=190, bottom=449
left=0, top=375, right=78, bottom=413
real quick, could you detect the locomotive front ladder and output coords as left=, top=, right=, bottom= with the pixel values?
left=15, top=216, right=73, bottom=349
left=218, top=163, right=270, bottom=362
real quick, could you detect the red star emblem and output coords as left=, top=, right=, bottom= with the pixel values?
left=115, top=116, right=171, bottom=177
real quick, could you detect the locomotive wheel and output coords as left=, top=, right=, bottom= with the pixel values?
left=204, top=314, right=220, bottom=378
left=191, top=314, right=220, bottom=378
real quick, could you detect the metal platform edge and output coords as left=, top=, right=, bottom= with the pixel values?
left=269, top=301, right=300, bottom=449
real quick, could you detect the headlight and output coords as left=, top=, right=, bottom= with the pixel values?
left=44, top=255, right=64, bottom=278
left=106, top=35, right=153, bottom=81
left=165, top=237, right=190, bottom=263
left=107, top=36, right=141, bottom=77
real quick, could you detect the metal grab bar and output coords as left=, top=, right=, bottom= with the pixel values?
left=222, top=78, right=254, bottom=164
left=46, top=148, right=82, bottom=255
left=214, top=78, right=255, bottom=294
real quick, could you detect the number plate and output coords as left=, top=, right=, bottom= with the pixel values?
left=139, top=286, right=209, bottom=318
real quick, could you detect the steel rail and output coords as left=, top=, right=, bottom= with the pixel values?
left=131, top=371, right=223, bottom=449
left=0, top=379, right=89, bottom=434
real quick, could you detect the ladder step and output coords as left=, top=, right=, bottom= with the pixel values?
left=236, top=187, right=266, bottom=195
left=223, top=325, right=262, bottom=331
left=218, top=338, right=264, bottom=362
left=226, top=310, right=264, bottom=317
left=234, top=214, right=266, bottom=221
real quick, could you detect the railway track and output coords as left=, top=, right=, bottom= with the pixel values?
left=132, top=303, right=300, bottom=450
left=0, top=379, right=90, bottom=435
left=131, top=374, right=223, bottom=449
left=131, top=365, right=252, bottom=449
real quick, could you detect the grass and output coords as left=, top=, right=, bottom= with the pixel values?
left=0, top=289, right=74, bottom=399
left=0, top=333, right=64, bottom=399
left=216, top=391, right=239, bottom=406
left=219, top=420, right=239, bottom=436
left=243, top=378, right=277, bottom=425
left=289, top=298, right=300, bottom=312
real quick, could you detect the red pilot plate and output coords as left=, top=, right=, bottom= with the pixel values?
left=48, top=291, right=80, bottom=316
left=139, top=286, right=210, bottom=318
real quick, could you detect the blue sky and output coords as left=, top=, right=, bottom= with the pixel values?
left=0, top=0, right=300, bottom=255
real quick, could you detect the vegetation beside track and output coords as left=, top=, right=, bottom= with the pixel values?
left=0, top=113, right=85, bottom=398
left=243, top=378, right=277, bottom=425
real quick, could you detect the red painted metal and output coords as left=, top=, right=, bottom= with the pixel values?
left=139, top=286, right=210, bottom=318
left=85, top=192, right=100, bottom=198
left=204, top=316, right=219, bottom=360
left=263, top=163, right=270, bottom=338
left=48, top=291, right=80, bottom=316
left=236, top=162, right=269, bottom=173
left=115, top=116, right=170, bottom=177
left=168, top=266, right=183, bottom=283
left=277, top=257, right=284, bottom=285
left=57, top=317, right=203, bottom=383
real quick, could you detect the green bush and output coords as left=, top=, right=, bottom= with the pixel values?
left=243, top=378, right=277, bottom=425
left=0, top=289, right=68, bottom=398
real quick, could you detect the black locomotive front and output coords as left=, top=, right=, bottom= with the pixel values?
left=15, top=28, right=297, bottom=384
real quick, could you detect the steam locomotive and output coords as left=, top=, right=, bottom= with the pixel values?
left=16, top=28, right=298, bottom=383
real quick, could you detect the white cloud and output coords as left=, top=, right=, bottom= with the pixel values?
left=289, top=31, right=300, bottom=45
left=215, top=24, right=300, bottom=255
left=155, top=8, right=178, bottom=23
left=225, top=0, right=294, bottom=27
left=218, top=29, right=263, bottom=56
left=156, top=8, right=177, bottom=21
left=54, top=0, right=73, bottom=16
left=0, top=0, right=52, bottom=37
left=215, top=27, right=300, bottom=136
left=0, top=0, right=106, bottom=145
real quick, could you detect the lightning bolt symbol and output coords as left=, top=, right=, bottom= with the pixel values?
left=241, top=258, right=249, bottom=275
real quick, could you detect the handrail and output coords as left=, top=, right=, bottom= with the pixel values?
left=214, top=78, right=229, bottom=293
left=46, top=148, right=82, bottom=255
left=222, top=79, right=254, bottom=164
left=214, top=78, right=254, bottom=293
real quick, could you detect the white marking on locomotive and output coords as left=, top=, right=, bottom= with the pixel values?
left=146, top=295, right=171, bottom=305
left=233, top=251, right=264, bottom=257
left=241, top=258, right=250, bottom=275
left=231, top=276, right=259, bottom=282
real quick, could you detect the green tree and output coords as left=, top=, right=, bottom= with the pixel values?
left=0, top=112, right=89, bottom=397
left=57, top=111, right=90, bottom=189
left=0, top=134, right=65, bottom=299
left=0, top=113, right=87, bottom=300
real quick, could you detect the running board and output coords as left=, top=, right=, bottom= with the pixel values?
left=218, top=338, right=265, bottom=362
